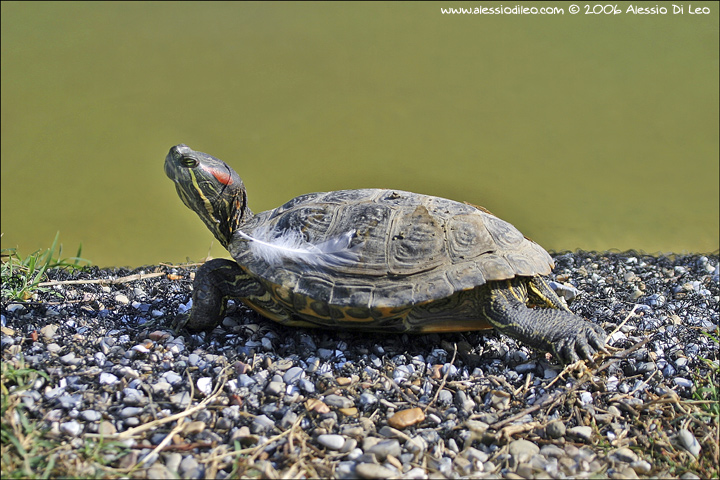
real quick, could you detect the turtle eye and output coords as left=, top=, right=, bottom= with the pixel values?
left=180, top=156, right=199, bottom=168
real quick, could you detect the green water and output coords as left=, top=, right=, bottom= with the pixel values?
left=2, top=2, right=718, bottom=267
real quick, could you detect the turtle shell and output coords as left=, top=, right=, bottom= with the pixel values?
left=227, top=189, right=553, bottom=322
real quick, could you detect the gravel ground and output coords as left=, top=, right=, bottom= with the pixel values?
left=2, top=251, right=718, bottom=479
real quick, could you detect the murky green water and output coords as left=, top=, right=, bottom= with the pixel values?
left=2, top=2, right=718, bottom=267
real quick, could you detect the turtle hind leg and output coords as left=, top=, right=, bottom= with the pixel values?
left=528, top=276, right=572, bottom=312
left=480, top=279, right=607, bottom=364
left=175, top=258, right=266, bottom=332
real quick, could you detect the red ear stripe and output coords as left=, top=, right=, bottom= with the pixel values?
left=210, top=168, right=233, bottom=185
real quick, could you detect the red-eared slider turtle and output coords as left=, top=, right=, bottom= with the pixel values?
left=165, top=144, right=607, bottom=363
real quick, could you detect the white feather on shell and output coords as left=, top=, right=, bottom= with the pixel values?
left=238, top=225, right=362, bottom=268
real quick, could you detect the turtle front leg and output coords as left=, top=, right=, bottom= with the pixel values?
left=174, top=259, right=267, bottom=332
left=480, top=279, right=608, bottom=363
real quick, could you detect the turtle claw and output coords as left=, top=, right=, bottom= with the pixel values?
left=576, top=336, right=599, bottom=365
left=554, top=337, right=581, bottom=364
left=553, top=322, right=607, bottom=365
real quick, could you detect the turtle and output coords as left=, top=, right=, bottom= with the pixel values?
left=164, top=144, right=607, bottom=363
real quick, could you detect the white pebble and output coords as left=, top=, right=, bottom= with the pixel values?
left=608, top=331, right=627, bottom=344
left=673, top=377, right=693, bottom=388
left=631, top=460, right=652, bottom=474
left=197, top=377, right=213, bottom=396
left=283, top=366, right=304, bottom=385
left=60, top=420, right=83, bottom=437
left=132, top=344, right=149, bottom=353
left=579, top=391, right=593, bottom=405
left=114, top=294, right=130, bottom=304
left=80, top=410, right=102, bottom=422
left=317, top=434, right=346, bottom=450
left=99, top=373, right=119, bottom=385
left=677, top=429, right=701, bottom=457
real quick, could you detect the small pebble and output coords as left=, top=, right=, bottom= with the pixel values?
left=179, top=456, right=199, bottom=476
left=183, top=421, right=206, bottom=435
left=163, top=452, right=182, bottom=473
left=673, top=377, right=693, bottom=388
left=197, top=377, right=213, bottom=396
left=540, top=444, right=565, bottom=458
left=406, top=436, right=427, bottom=455
left=455, top=390, right=475, bottom=413
left=60, top=420, right=83, bottom=437
left=317, top=434, right=346, bottom=450
left=579, top=391, right=593, bottom=405
left=122, top=388, right=145, bottom=406
left=231, top=426, right=259, bottom=445
left=614, top=466, right=640, bottom=479
left=516, top=462, right=534, bottom=478
left=341, top=438, right=357, bottom=453
left=163, top=372, right=183, bottom=385
left=463, top=446, right=488, bottom=463
left=403, top=467, right=427, bottom=479
left=568, top=425, right=593, bottom=442
left=282, top=366, right=304, bottom=384
left=546, top=420, right=566, bottom=439
left=60, top=352, right=82, bottom=366
left=355, top=463, right=396, bottom=479
left=306, top=399, right=330, bottom=414
left=237, top=374, right=256, bottom=388
left=80, top=410, right=102, bottom=422
left=366, top=439, right=401, bottom=460
left=147, top=464, right=173, bottom=479
left=339, top=407, right=358, bottom=416
left=488, top=390, right=511, bottom=410
left=150, top=381, right=173, bottom=395
left=265, top=381, right=284, bottom=396
left=170, top=392, right=192, bottom=409
left=98, top=421, right=117, bottom=436
left=317, top=348, right=334, bottom=360
left=677, top=429, right=701, bottom=457
left=680, top=472, right=701, bottom=480
left=610, top=447, right=639, bottom=463
left=57, top=394, right=82, bottom=409
left=387, top=407, right=425, bottom=429
left=115, top=294, right=130, bottom=304
left=359, top=393, right=378, bottom=408
left=251, top=415, right=275, bottom=434
left=550, top=281, right=580, bottom=301
left=40, top=325, right=58, bottom=340
left=323, top=394, right=354, bottom=409
left=437, top=389, right=453, bottom=406
left=99, top=373, right=120, bottom=385
left=508, top=439, right=539, bottom=463
left=630, top=460, right=652, bottom=474
left=120, top=407, right=143, bottom=418
left=298, top=378, right=315, bottom=393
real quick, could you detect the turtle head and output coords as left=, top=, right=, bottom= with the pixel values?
left=164, top=144, right=250, bottom=249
